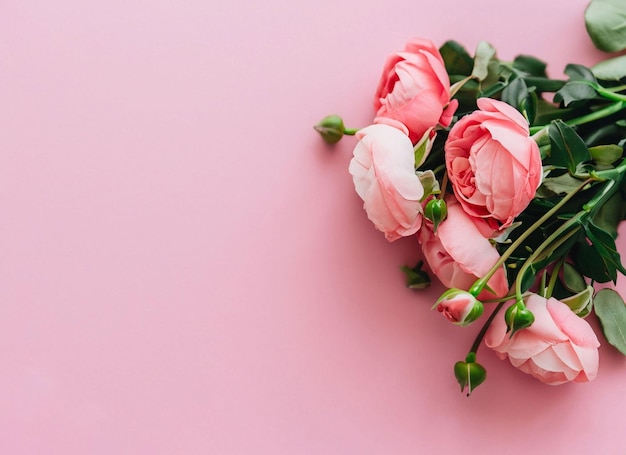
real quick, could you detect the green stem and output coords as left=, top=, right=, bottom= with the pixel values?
left=568, top=101, right=626, bottom=127
left=529, top=101, right=626, bottom=136
left=344, top=128, right=358, bottom=136
left=514, top=215, right=583, bottom=302
left=468, top=179, right=592, bottom=296
left=545, top=258, right=565, bottom=299
left=469, top=301, right=506, bottom=354
left=596, top=86, right=626, bottom=103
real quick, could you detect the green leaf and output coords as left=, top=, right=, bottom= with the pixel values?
left=584, top=220, right=626, bottom=282
left=524, top=77, right=566, bottom=93
left=562, top=285, right=594, bottom=317
left=589, top=144, right=623, bottom=165
left=416, top=170, right=440, bottom=202
left=594, top=288, right=626, bottom=355
left=554, top=81, right=598, bottom=106
left=501, top=78, right=537, bottom=123
left=501, top=78, right=537, bottom=122
left=539, top=173, right=587, bottom=196
left=592, top=55, right=626, bottom=81
left=564, top=64, right=598, bottom=83
left=440, top=41, right=474, bottom=76
left=471, top=41, right=497, bottom=81
left=562, top=262, right=587, bottom=293
left=575, top=241, right=614, bottom=283
left=513, top=55, right=547, bottom=77
left=585, top=0, right=626, bottom=52
left=545, top=121, right=592, bottom=172
left=591, top=192, right=626, bottom=239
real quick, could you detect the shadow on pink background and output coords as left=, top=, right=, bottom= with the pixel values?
left=1, top=0, right=625, bottom=453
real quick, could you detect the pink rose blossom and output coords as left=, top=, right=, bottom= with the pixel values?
left=445, top=98, right=542, bottom=230
left=349, top=124, right=424, bottom=241
left=435, top=290, right=483, bottom=326
left=374, top=38, right=458, bottom=143
left=419, top=197, right=509, bottom=299
left=485, top=294, right=600, bottom=385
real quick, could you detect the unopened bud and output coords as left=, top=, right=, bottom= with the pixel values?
left=505, top=300, right=535, bottom=337
left=314, top=115, right=346, bottom=144
left=401, top=261, right=431, bottom=289
left=434, top=288, right=483, bottom=326
left=424, top=198, right=447, bottom=232
left=454, top=352, right=487, bottom=397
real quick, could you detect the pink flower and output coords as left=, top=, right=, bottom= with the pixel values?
left=435, top=289, right=483, bottom=326
left=348, top=124, right=424, bottom=241
left=419, top=197, right=509, bottom=299
left=485, top=294, right=600, bottom=385
left=374, top=38, right=458, bottom=143
left=445, top=98, right=542, bottom=230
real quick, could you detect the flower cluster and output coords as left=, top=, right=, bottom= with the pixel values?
left=315, top=0, right=626, bottom=395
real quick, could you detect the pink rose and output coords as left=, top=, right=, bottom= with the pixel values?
left=445, top=98, right=542, bottom=229
left=485, top=294, right=600, bottom=385
left=349, top=124, right=424, bottom=241
left=435, top=289, right=483, bottom=326
left=418, top=197, right=509, bottom=299
left=374, top=38, right=458, bottom=143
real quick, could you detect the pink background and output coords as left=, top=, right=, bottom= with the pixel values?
left=1, top=0, right=625, bottom=453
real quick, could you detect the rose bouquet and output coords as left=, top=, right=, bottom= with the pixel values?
left=315, top=0, right=626, bottom=395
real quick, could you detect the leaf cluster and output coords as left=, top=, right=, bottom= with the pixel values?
left=438, top=28, right=626, bottom=354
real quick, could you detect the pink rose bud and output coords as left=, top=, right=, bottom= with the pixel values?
left=434, top=289, right=484, bottom=326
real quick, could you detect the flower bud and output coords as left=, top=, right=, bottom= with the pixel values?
left=401, top=261, right=431, bottom=289
left=314, top=115, right=346, bottom=144
left=454, top=352, right=487, bottom=397
left=434, top=288, right=483, bottom=326
left=505, top=300, right=535, bottom=337
left=424, top=198, right=447, bottom=232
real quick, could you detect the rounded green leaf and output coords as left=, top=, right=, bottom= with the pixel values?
left=592, top=55, right=626, bottom=81
left=585, top=0, right=626, bottom=52
left=594, top=289, right=626, bottom=355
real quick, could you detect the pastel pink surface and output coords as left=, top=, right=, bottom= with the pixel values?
left=1, top=0, right=625, bottom=453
